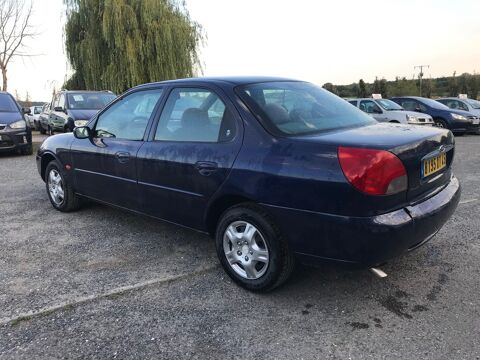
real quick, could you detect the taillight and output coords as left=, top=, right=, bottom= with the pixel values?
left=338, top=147, right=408, bottom=196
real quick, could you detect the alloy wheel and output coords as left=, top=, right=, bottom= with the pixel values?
left=48, top=169, right=65, bottom=205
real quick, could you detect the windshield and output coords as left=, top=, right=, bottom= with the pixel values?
left=420, top=98, right=450, bottom=110
left=376, top=99, right=404, bottom=111
left=236, top=82, right=376, bottom=136
left=0, top=94, right=19, bottom=113
left=67, top=92, right=116, bottom=110
left=465, top=98, right=480, bottom=109
left=34, top=106, right=42, bottom=114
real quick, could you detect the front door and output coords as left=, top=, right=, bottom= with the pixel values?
left=71, top=88, right=164, bottom=209
left=137, top=87, right=243, bottom=230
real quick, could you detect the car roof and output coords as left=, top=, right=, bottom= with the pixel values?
left=134, top=76, right=301, bottom=89
left=59, top=90, right=115, bottom=94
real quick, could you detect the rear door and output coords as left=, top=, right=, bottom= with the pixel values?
left=71, top=88, right=164, bottom=209
left=136, top=86, right=243, bottom=230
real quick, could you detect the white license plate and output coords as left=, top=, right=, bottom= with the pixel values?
left=473, top=118, right=479, bottom=125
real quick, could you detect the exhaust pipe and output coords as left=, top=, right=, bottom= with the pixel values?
left=370, top=267, right=387, bottom=278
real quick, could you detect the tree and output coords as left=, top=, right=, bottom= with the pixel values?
left=379, top=78, right=388, bottom=98
left=0, top=0, right=35, bottom=91
left=358, top=79, right=367, bottom=97
left=322, top=82, right=337, bottom=94
left=449, top=71, right=459, bottom=96
left=23, top=91, right=32, bottom=107
left=64, top=0, right=204, bottom=94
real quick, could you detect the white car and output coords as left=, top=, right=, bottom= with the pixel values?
left=348, top=98, right=434, bottom=126
left=26, top=105, right=45, bottom=130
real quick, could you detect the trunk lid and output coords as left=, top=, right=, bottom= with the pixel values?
left=296, top=123, right=455, bottom=202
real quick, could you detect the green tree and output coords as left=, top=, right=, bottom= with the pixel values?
left=358, top=79, right=367, bottom=97
left=64, top=0, right=204, bottom=93
left=448, top=71, right=459, bottom=96
left=322, top=82, right=337, bottom=94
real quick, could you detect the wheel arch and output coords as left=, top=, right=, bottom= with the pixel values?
left=40, top=152, right=59, bottom=181
left=205, top=194, right=257, bottom=236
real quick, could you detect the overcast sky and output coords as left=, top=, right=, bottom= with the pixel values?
left=7, top=0, right=480, bottom=101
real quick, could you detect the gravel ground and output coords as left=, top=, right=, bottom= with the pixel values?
left=0, top=135, right=479, bottom=359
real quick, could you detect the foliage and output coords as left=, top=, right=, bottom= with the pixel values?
left=330, top=72, right=480, bottom=99
left=64, top=0, right=204, bottom=94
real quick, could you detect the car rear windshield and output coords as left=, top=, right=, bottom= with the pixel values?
left=0, top=94, right=18, bottom=112
left=236, top=82, right=375, bottom=136
left=67, top=93, right=116, bottom=110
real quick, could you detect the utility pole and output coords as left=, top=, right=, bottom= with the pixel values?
left=414, top=65, right=430, bottom=97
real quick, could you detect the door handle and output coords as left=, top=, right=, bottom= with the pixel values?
left=115, top=151, right=131, bottom=163
left=195, top=161, right=218, bottom=176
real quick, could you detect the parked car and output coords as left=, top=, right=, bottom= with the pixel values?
left=37, top=77, right=460, bottom=291
left=390, top=96, right=479, bottom=134
left=26, top=105, right=44, bottom=130
left=0, top=91, right=33, bottom=155
left=435, top=97, right=480, bottom=133
left=47, top=90, right=116, bottom=134
left=348, top=98, right=434, bottom=126
left=38, top=103, right=51, bottom=135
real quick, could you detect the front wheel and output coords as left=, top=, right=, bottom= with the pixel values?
left=45, top=160, right=81, bottom=212
left=215, top=204, right=295, bottom=292
left=434, top=118, right=448, bottom=129
left=20, top=144, right=33, bottom=155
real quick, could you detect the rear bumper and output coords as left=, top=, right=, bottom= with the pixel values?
left=0, top=129, right=32, bottom=152
left=264, top=175, right=461, bottom=267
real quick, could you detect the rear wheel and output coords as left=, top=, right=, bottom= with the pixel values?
left=48, top=126, right=54, bottom=136
left=215, top=204, right=295, bottom=292
left=45, top=160, right=81, bottom=212
left=39, top=126, right=46, bottom=135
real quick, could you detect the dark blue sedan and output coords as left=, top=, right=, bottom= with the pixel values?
left=390, top=96, right=479, bottom=134
left=37, top=77, right=460, bottom=291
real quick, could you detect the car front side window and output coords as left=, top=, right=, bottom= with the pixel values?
left=360, top=100, right=382, bottom=114
left=155, top=88, right=236, bottom=143
left=94, top=89, right=163, bottom=141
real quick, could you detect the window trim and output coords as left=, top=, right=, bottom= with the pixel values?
left=150, top=85, right=240, bottom=145
left=92, top=87, right=165, bottom=142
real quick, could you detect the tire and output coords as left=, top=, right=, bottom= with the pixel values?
left=215, top=203, right=295, bottom=292
left=434, top=118, right=448, bottom=129
left=45, top=160, right=81, bottom=212
left=48, top=126, right=54, bottom=136
left=39, top=126, right=46, bottom=135
left=34, top=121, right=40, bottom=131
left=20, top=144, right=33, bottom=156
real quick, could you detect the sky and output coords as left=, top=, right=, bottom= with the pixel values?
left=7, top=0, right=480, bottom=101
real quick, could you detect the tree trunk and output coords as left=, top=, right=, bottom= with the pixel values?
left=1, top=67, right=7, bottom=91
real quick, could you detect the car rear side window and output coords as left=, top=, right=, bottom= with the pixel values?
left=236, top=82, right=375, bottom=136
left=155, top=88, right=236, bottom=143
left=94, top=89, right=162, bottom=140
left=0, top=94, right=18, bottom=112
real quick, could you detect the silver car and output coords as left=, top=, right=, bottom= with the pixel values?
left=348, top=98, right=434, bottom=126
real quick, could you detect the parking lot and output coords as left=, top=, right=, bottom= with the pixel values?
left=0, top=134, right=479, bottom=359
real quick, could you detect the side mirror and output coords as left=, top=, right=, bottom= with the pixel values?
left=73, top=126, right=91, bottom=139
left=54, top=106, right=65, bottom=112
left=22, top=107, right=31, bottom=115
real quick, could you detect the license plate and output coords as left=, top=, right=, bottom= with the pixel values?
left=422, top=153, right=447, bottom=178
left=473, top=118, right=479, bottom=125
